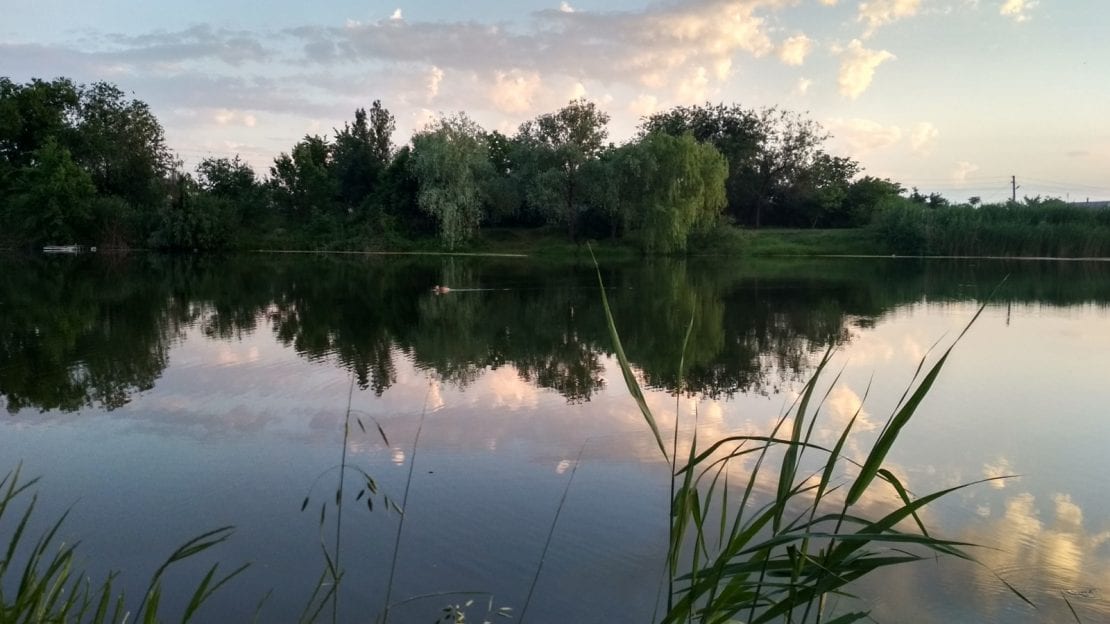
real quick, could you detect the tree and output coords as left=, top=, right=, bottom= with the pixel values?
left=0, top=78, right=81, bottom=172
left=845, top=176, right=905, bottom=225
left=516, top=99, right=610, bottom=240
left=269, top=134, right=336, bottom=219
left=639, top=104, right=831, bottom=228
left=788, top=153, right=860, bottom=228
left=196, top=155, right=256, bottom=199
left=332, top=102, right=395, bottom=211
left=624, top=132, right=729, bottom=253
left=639, top=103, right=761, bottom=224
left=8, top=137, right=97, bottom=243
left=72, top=82, right=174, bottom=209
left=151, top=171, right=235, bottom=250
left=410, top=114, right=493, bottom=249
left=195, top=155, right=266, bottom=231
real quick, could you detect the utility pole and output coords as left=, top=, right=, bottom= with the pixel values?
left=1011, top=175, right=1019, bottom=203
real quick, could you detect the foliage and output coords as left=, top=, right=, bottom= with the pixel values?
left=6, top=138, right=97, bottom=244
left=871, top=198, right=1110, bottom=257
left=331, top=102, right=394, bottom=211
left=151, top=174, right=237, bottom=250
left=0, top=77, right=173, bottom=247
left=71, top=82, right=174, bottom=210
left=270, top=134, right=338, bottom=219
left=640, top=103, right=837, bottom=229
left=410, top=114, right=493, bottom=249
left=622, top=132, right=729, bottom=253
left=516, top=99, right=611, bottom=239
left=2, top=75, right=1106, bottom=259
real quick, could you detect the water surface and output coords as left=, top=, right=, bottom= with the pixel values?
left=1, top=253, right=1108, bottom=622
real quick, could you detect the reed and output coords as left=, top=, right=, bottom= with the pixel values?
left=591, top=247, right=1028, bottom=623
left=872, top=202, right=1110, bottom=257
left=0, top=464, right=246, bottom=623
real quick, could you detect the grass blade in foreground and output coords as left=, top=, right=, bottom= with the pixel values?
left=589, top=259, right=1027, bottom=623
left=0, top=464, right=247, bottom=624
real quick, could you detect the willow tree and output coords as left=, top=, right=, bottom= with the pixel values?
left=410, top=114, right=492, bottom=249
left=627, top=132, right=728, bottom=254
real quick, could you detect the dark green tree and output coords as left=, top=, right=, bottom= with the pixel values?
left=332, top=102, right=395, bottom=212
left=269, top=134, right=337, bottom=220
left=516, top=99, right=610, bottom=240
left=8, top=137, right=97, bottom=244
left=72, top=82, right=174, bottom=210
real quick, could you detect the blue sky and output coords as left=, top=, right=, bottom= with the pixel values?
left=3, top=0, right=1107, bottom=203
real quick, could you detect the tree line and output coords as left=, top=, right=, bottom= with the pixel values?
left=7, top=75, right=1081, bottom=255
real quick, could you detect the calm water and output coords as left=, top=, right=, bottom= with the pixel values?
left=1, top=253, right=1109, bottom=622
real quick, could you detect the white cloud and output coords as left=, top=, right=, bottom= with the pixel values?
left=858, top=0, right=922, bottom=36
left=795, top=77, right=812, bottom=95
left=909, top=121, right=938, bottom=154
left=628, top=93, right=659, bottom=117
left=212, top=108, right=257, bottom=127
left=412, top=108, right=437, bottom=132
left=999, top=0, right=1037, bottom=22
left=827, top=117, right=903, bottom=152
left=490, top=70, right=542, bottom=114
left=818, top=0, right=838, bottom=5
left=983, top=457, right=1013, bottom=488
left=952, top=160, right=980, bottom=181
left=777, top=34, right=813, bottom=66
left=390, top=8, right=403, bottom=20
left=426, top=65, right=444, bottom=100
left=298, top=0, right=783, bottom=100
left=836, top=39, right=895, bottom=99
left=676, top=65, right=711, bottom=103
left=559, top=1, right=575, bottom=13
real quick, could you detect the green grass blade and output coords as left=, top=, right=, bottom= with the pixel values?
left=589, top=244, right=669, bottom=462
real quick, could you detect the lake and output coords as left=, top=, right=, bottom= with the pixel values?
left=1, top=252, right=1109, bottom=623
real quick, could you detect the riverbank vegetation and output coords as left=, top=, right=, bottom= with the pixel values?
left=2, top=76, right=1107, bottom=257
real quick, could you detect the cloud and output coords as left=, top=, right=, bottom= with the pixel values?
left=676, top=66, right=712, bottom=103
left=818, top=0, right=838, bottom=5
left=952, top=160, right=980, bottom=181
left=909, top=121, right=939, bottom=154
left=777, top=34, right=813, bottom=66
left=827, top=117, right=903, bottom=152
left=390, top=8, right=403, bottom=20
left=999, top=0, right=1037, bottom=22
left=795, top=77, right=812, bottom=95
left=426, top=66, right=444, bottom=100
left=628, top=93, right=660, bottom=117
left=836, top=39, right=895, bottom=99
left=212, top=109, right=259, bottom=127
left=858, top=0, right=922, bottom=36
left=292, top=1, right=782, bottom=97
left=490, top=70, right=542, bottom=114
left=559, top=1, right=575, bottom=13
left=100, top=24, right=272, bottom=66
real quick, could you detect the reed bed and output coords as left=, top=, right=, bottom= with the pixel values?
left=872, top=203, right=1110, bottom=257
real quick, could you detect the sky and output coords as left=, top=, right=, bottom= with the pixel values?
left=2, top=0, right=1107, bottom=203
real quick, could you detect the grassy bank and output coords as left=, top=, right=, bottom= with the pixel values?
left=340, top=226, right=887, bottom=259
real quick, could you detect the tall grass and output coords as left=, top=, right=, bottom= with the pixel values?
left=592, top=247, right=1028, bottom=622
left=0, top=464, right=246, bottom=623
left=872, top=203, right=1110, bottom=257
